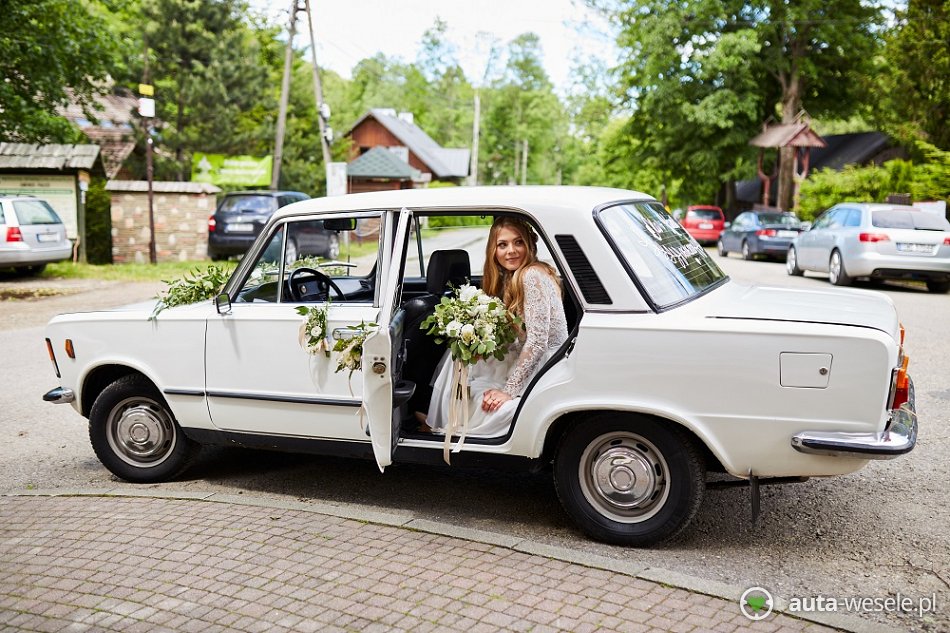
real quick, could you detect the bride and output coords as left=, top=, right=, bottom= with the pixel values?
left=423, top=216, right=568, bottom=437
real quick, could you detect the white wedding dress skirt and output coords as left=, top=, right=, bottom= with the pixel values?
left=426, top=348, right=554, bottom=438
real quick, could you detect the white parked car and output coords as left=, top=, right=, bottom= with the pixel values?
left=0, top=195, right=72, bottom=274
left=43, top=187, right=917, bottom=546
left=787, top=202, right=950, bottom=293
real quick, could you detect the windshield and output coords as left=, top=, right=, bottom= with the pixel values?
left=758, top=212, right=800, bottom=225
left=218, top=195, right=277, bottom=214
left=599, top=202, right=726, bottom=309
left=687, top=209, right=722, bottom=220
left=872, top=210, right=950, bottom=231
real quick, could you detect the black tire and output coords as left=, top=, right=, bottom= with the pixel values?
left=716, top=239, right=727, bottom=257
left=553, top=415, right=705, bottom=547
left=786, top=246, right=804, bottom=276
left=284, top=238, right=299, bottom=265
left=828, top=249, right=851, bottom=286
left=88, top=375, right=199, bottom=483
left=926, top=280, right=950, bottom=294
left=14, top=264, right=46, bottom=275
left=741, top=240, right=754, bottom=260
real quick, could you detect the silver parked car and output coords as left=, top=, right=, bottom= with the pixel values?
left=787, top=203, right=950, bottom=293
left=0, top=195, right=72, bottom=275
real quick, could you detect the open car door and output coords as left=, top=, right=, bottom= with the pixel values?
left=363, top=207, right=412, bottom=472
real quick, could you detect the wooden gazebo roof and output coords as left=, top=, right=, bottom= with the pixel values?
left=749, top=123, right=826, bottom=149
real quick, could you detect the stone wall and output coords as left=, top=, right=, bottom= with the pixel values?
left=106, top=181, right=220, bottom=263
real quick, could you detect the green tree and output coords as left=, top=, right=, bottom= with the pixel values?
left=0, top=0, right=119, bottom=141
left=873, top=0, right=950, bottom=150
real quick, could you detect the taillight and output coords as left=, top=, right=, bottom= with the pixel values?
left=891, top=355, right=911, bottom=409
left=45, top=338, right=61, bottom=378
left=6, top=227, right=22, bottom=242
left=756, top=229, right=777, bottom=237
left=208, top=216, right=217, bottom=232
left=943, top=237, right=950, bottom=245
left=859, top=233, right=890, bottom=242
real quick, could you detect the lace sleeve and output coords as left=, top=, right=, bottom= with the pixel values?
left=503, top=268, right=556, bottom=397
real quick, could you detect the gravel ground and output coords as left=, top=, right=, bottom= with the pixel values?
left=0, top=259, right=947, bottom=632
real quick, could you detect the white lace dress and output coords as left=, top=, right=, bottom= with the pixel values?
left=426, top=267, right=569, bottom=437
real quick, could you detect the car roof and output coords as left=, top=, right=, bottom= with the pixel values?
left=841, top=203, right=926, bottom=212
left=223, top=190, right=305, bottom=197
left=275, top=185, right=655, bottom=220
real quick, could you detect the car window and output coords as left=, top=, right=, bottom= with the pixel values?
left=218, top=195, right=277, bottom=214
left=687, top=209, right=722, bottom=221
left=827, top=209, right=848, bottom=229
left=234, top=216, right=379, bottom=304
left=757, top=213, right=800, bottom=226
left=598, top=202, right=726, bottom=309
left=407, top=214, right=557, bottom=280
left=845, top=210, right=862, bottom=227
left=13, top=199, right=62, bottom=225
left=811, top=210, right=833, bottom=230
left=872, top=210, right=950, bottom=231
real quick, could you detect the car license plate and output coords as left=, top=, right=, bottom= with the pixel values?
left=777, top=230, right=798, bottom=238
left=896, top=243, right=935, bottom=254
left=36, top=233, right=58, bottom=242
left=699, top=222, right=713, bottom=229
left=226, top=223, right=255, bottom=233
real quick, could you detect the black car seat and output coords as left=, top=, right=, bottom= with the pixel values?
left=401, top=249, right=471, bottom=413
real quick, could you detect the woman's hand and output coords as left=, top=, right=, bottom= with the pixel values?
left=481, top=389, right=512, bottom=412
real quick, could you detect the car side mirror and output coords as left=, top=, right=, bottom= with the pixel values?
left=800, top=222, right=812, bottom=232
left=215, top=292, right=232, bottom=315
left=723, top=221, right=731, bottom=229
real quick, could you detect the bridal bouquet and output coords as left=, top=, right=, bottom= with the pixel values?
left=421, top=283, right=520, bottom=366
left=421, top=284, right=520, bottom=463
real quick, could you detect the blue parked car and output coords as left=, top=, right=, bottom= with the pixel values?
left=718, top=210, right=804, bottom=261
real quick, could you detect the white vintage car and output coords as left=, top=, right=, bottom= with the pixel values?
left=43, top=186, right=917, bottom=546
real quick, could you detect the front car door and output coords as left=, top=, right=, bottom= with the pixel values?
left=205, top=211, right=386, bottom=441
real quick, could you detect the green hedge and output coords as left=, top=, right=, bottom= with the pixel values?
left=427, top=215, right=493, bottom=228
left=798, top=144, right=950, bottom=221
left=84, top=177, right=112, bottom=264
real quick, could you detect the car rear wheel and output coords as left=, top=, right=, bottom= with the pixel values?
left=554, top=415, right=705, bottom=547
left=717, top=239, right=727, bottom=257
left=89, top=375, right=199, bottom=483
left=926, top=280, right=950, bottom=294
left=829, top=250, right=852, bottom=286
left=741, top=240, right=754, bottom=260
left=786, top=246, right=804, bottom=276
left=284, top=238, right=299, bottom=265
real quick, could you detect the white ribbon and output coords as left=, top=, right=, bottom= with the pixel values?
left=443, top=360, right=471, bottom=465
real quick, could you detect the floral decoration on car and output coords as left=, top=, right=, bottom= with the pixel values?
left=296, top=303, right=331, bottom=357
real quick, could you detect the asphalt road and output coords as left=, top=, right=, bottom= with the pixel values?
left=0, top=252, right=947, bottom=632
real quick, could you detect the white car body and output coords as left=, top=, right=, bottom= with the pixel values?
left=44, top=186, right=917, bottom=546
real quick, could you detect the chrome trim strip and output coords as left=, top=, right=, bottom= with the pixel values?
left=791, top=378, right=917, bottom=460
left=42, top=387, right=75, bottom=404
left=207, top=390, right=361, bottom=407
left=163, top=388, right=205, bottom=397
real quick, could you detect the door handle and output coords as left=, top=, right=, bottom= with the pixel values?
left=332, top=327, right=358, bottom=341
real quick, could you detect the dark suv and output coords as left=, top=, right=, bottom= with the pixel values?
left=208, top=191, right=311, bottom=260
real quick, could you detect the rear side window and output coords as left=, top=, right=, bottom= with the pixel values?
left=218, top=195, right=278, bottom=214
left=687, top=209, right=722, bottom=221
left=13, top=199, right=61, bottom=225
left=872, top=210, right=950, bottom=231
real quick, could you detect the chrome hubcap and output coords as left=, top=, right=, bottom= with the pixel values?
left=830, top=253, right=840, bottom=282
left=579, top=432, right=670, bottom=523
left=107, top=397, right=175, bottom=467
left=787, top=249, right=796, bottom=273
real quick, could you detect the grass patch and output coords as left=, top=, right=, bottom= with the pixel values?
left=41, top=261, right=238, bottom=282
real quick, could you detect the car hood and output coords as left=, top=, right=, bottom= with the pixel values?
left=703, top=282, right=899, bottom=338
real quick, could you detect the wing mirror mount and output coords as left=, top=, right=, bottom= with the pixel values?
left=800, top=222, right=812, bottom=232
left=215, top=292, right=232, bottom=315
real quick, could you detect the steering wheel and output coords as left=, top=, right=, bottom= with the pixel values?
left=288, top=267, right=345, bottom=301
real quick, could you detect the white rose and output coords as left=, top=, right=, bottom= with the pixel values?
left=458, top=284, right=478, bottom=302
left=477, top=293, right=491, bottom=305
left=460, top=323, right=475, bottom=343
left=310, top=326, right=323, bottom=338
left=445, top=320, right=462, bottom=338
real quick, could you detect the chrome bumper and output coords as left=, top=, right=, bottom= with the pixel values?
left=43, top=387, right=75, bottom=405
left=791, top=378, right=917, bottom=460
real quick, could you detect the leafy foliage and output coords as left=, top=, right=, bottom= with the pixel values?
left=151, top=264, right=231, bottom=318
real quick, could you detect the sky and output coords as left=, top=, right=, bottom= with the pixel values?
left=251, top=0, right=618, bottom=94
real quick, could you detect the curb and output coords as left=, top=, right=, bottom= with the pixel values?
left=2, top=488, right=904, bottom=633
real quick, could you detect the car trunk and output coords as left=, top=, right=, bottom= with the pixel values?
left=14, top=202, right=67, bottom=248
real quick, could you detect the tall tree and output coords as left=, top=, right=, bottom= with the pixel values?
left=591, top=0, right=883, bottom=208
left=873, top=0, right=949, bottom=150
left=0, top=0, right=119, bottom=141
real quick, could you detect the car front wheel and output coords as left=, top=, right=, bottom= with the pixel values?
left=786, top=246, right=804, bottom=276
left=89, top=375, right=199, bottom=483
left=829, top=249, right=852, bottom=286
left=717, top=239, right=727, bottom=257
left=554, top=415, right=705, bottom=547
left=741, top=240, right=754, bottom=260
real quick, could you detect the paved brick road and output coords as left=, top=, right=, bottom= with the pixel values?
left=0, top=495, right=850, bottom=632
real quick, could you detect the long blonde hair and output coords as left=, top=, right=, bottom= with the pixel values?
left=482, top=216, right=560, bottom=319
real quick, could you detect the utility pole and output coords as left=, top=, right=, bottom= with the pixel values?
left=469, top=93, right=480, bottom=186
left=272, top=0, right=299, bottom=191
left=140, top=37, right=157, bottom=264
left=303, top=0, right=332, bottom=185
